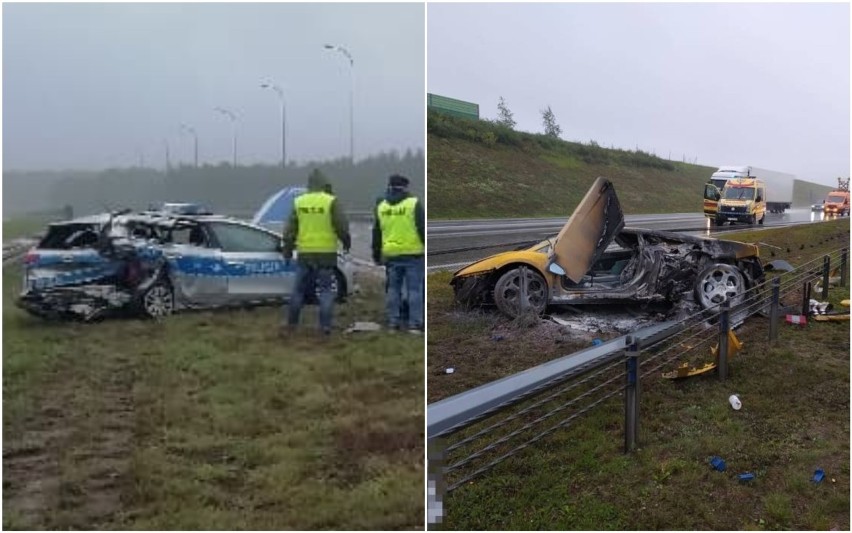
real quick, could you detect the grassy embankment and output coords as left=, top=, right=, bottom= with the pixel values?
left=3, top=215, right=55, bottom=241
left=3, top=266, right=424, bottom=530
left=428, top=218, right=850, bottom=530
left=427, top=111, right=833, bottom=219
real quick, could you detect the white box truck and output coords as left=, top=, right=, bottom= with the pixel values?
left=703, top=165, right=795, bottom=220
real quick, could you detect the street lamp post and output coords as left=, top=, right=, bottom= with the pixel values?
left=324, top=43, right=354, bottom=164
left=180, top=124, right=198, bottom=168
left=260, top=82, right=286, bottom=168
left=163, top=139, right=171, bottom=174
left=214, top=107, right=238, bottom=168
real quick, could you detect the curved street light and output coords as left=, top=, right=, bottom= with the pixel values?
left=179, top=123, right=198, bottom=168
left=260, top=82, right=286, bottom=168
left=214, top=107, right=238, bottom=168
left=323, top=43, right=355, bottom=164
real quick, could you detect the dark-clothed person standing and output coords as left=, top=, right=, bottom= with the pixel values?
left=282, top=169, right=350, bottom=336
left=372, top=174, right=425, bottom=333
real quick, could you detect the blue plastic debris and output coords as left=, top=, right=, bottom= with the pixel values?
left=592, top=338, right=603, bottom=346
left=738, top=472, right=755, bottom=482
left=710, top=456, right=727, bottom=472
left=491, top=335, right=505, bottom=342
left=812, top=469, right=825, bottom=484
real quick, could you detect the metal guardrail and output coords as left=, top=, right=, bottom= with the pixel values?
left=428, top=320, right=680, bottom=440
left=428, top=247, right=848, bottom=527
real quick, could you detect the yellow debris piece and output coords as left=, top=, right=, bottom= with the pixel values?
left=663, top=331, right=742, bottom=380
left=662, top=361, right=717, bottom=379
left=710, top=330, right=743, bottom=358
left=813, top=314, right=850, bottom=322
left=841, top=300, right=850, bottom=307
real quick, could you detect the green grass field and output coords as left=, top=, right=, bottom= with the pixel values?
left=3, top=267, right=424, bottom=530
left=427, top=112, right=834, bottom=220
left=2, top=215, right=53, bottom=241
left=429, top=220, right=850, bottom=529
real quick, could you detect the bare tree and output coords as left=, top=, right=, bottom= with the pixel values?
left=540, top=105, right=562, bottom=138
left=496, top=96, right=516, bottom=129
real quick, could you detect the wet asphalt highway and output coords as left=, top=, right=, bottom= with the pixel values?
left=428, top=209, right=844, bottom=272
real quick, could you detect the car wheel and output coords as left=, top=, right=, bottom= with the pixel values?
left=715, top=217, right=724, bottom=226
left=493, top=267, right=547, bottom=318
left=694, top=263, right=746, bottom=310
left=140, top=280, right=174, bottom=318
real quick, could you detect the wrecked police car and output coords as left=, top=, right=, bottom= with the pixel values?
left=452, top=177, right=770, bottom=318
left=18, top=209, right=353, bottom=321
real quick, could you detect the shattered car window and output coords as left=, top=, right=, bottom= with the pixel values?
left=39, top=224, right=101, bottom=250
left=207, top=222, right=280, bottom=253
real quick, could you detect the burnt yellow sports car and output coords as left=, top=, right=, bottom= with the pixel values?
left=452, top=177, right=770, bottom=318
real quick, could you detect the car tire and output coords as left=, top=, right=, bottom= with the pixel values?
left=694, top=263, right=746, bottom=310
left=493, top=267, right=548, bottom=318
left=139, top=280, right=174, bottom=318
left=715, top=217, right=724, bottom=226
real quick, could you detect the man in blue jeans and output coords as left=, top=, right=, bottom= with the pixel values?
left=372, top=174, right=425, bottom=334
left=282, top=169, right=350, bottom=336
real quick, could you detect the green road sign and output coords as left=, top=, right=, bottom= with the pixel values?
left=427, top=93, right=479, bottom=120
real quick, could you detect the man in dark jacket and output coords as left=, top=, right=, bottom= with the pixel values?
left=372, top=174, right=425, bottom=333
left=282, top=169, right=350, bottom=336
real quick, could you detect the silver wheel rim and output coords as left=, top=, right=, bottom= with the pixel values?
left=498, top=270, right=546, bottom=312
left=697, top=265, right=744, bottom=308
left=144, top=285, right=173, bottom=317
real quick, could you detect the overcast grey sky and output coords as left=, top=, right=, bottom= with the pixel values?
left=3, top=3, right=424, bottom=171
left=428, top=2, right=850, bottom=186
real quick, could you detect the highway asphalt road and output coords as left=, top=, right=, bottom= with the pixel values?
left=428, top=209, right=841, bottom=271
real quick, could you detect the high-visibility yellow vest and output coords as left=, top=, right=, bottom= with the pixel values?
left=377, top=197, right=423, bottom=257
left=294, top=192, right=337, bottom=253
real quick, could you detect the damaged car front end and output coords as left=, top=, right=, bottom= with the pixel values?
left=451, top=177, right=770, bottom=318
left=18, top=210, right=353, bottom=321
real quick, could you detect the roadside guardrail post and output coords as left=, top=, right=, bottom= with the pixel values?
left=841, top=249, right=848, bottom=288
left=822, top=255, right=830, bottom=300
left=624, top=336, right=640, bottom=453
left=717, top=302, right=729, bottom=381
left=427, top=440, right=445, bottom=530
left=769, top=277, right=780, bottom=343
left=801, top=281, right=811, bottom=317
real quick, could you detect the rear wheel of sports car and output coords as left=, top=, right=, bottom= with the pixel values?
left=493, top=267, right=547, bottom=318
left=141, top=281, right=174, bottom=318
left=694, top=263, right=746, bottom=310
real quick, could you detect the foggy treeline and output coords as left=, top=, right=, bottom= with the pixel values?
left=3, top=150, right=424, bottom=219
